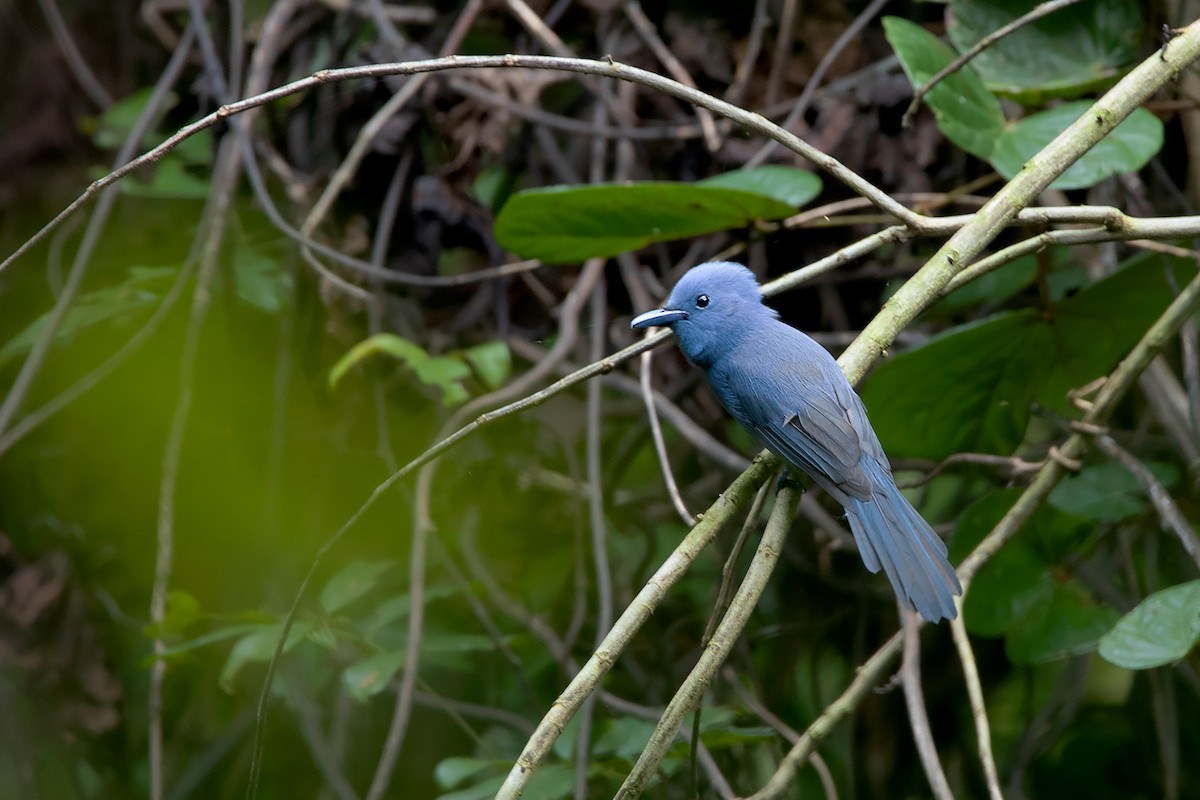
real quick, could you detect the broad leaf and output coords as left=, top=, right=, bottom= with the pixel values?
left=494, top=182, right=798, bottom=262
left=1099, top=581, right=1200, bottom=669
left=990, top=103, right=1163, bottom=190
left=883, top=16, right=1006, bottom=159
left=697, top=166, right=822, bottom=207
left=863, top=253, right=1191, bottom=460
left=861, top=310, right=1046, bottom=460
left=953, top=490, right=1111, bottom=662
left=948, top=0, right=1143, bottom=102
left=1050, top=462, right=1178, bottom=521
left=1005, top=582, right=1119, bottom=663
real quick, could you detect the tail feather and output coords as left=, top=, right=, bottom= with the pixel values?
left=844, top=472, right=961, bottom=622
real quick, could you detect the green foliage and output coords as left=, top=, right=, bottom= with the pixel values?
left=232, top=247, right=294, bottom=313
left=0, top=266, right=177, bottom=367
left=342, top=650, right=406, bottom=701
left=493, top=167, right=820, bottom=261
left=1099, top=581, right=1200, bottom=669
left=947, top=0, right=1143, bottom=102
left=85, top=87, right=213, bottom=196
left=952, top=490, right=1117, bottom=663
left=883, top=16, right=1006, bottom=159
left=862, top=253, right=1192, bottom=460
left=219, top=621, right=317, bottom=691
left=885, top=3, right=1162, bottom=189
left=990, top=104, right=1163, bottom=190
left=329, top=334, right=511, bottom=405
left=1050, top=461, right=1179, bottom=520
left=5, top=3, right=1195, bottom=799
left=319, top=559, right=395, bottom=613
left=464, top=340, right=512, bottom=391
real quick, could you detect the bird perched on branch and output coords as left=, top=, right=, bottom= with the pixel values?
left=631, top=261, right=961, bottom=622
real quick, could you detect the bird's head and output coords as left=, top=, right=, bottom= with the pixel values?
left=630, top=261, right=776, bottom=368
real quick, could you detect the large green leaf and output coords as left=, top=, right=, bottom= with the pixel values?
left=990, top=103, right=1163, bottom=190
left=696, top=165, right=822, bottom=207
left=952, top=490, right=1112, bottom=663
left=862, top=254, right=1191, bottom=460
left=948, top=0, right=1143, bottom=102
left=1005, top=581, right=1119, bottom=663
left=883, top=16, right=1007, bottom=159
left=1049, top=462, right=1179, bottom=521
left=1099, top=581, right=1200, bottom=669
left=861, top=310, right=1046, bottom=460
left=494, top=178, right=803, bottom=262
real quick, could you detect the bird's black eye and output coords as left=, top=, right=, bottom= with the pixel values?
left=696, top=294, right=710, bottom=309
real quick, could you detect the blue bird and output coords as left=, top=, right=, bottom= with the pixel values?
left=631, top=261, right=961, bottom=622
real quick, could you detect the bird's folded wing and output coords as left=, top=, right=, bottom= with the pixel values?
left=744, top=388, right=874, bottom=500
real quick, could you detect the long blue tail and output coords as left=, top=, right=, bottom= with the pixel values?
left=843, top=465, right=961, bottom=621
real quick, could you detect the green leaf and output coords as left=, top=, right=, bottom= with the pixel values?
left=1034, top=254, right=1188, bottom=413
left=990, top=104, right=1163, bottom=190
left=329, top=333, right=425, bottom=388
left=699, top=725, right=776, bottom=748
left=435, top=757, right=500, bottom=790
left=464, top=341, right=511, bottom=390
left=320, top=560, right=394, bottom=613
left=948, top=0, right=1143, bottom=103
left=0, top=266, right=176, bottom=367
left=1099, top=581, right=1200, bottom=669
left=929, top=254, right=1038, bottom=315
left=966, top=541, right=1050, bottom=637
left=342, top=650, right=405, bottom=702
left=220, top=621, right=312, bottom=691
left=494, top=183, right=797, bottom=262
left=883, top=16, right=1006, bottom=159
left=593, top=718, right=658, bottom=761
left=1005, top=582, right=1119, bottom=664
left=953, top=490, right=1092, bottom=637
left=329, top=333, right=472, bottom=405
left=154, top=624, right=266, bottom=661
left=863, top=253, right=1192, bottom=460
left=87, top=87, right=174, bottom=150
left=435, top=763, right=575, bottom=800
left=437, top=776, right=506, bottom=800
left=861, top=310, right=1046, bottom=460
left=121, top=156, right=211, bottom=199
left=232, top=248, right=292, bottom=313
left=359, top=585, right=458, bottom=638
left=697, top=166, right=822, bottom=207
left=1049, top=461, right=1178, bottom=520
left=149, top=590, right=200, bottom=637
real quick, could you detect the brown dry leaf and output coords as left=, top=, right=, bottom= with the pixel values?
left=0, top=536, right=123, bottom=738
left=664, top=12, right=734, bottom=82
left=438, top=69, right=566, bottom=175
left=1, top=553, right=67, bottom=628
